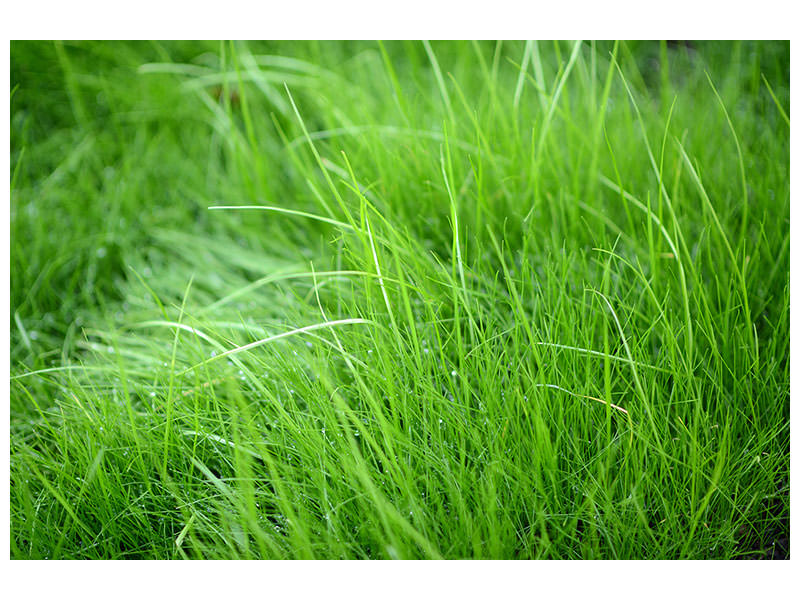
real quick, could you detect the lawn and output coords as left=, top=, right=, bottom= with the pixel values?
left=9, top=40, right=789, bottom=559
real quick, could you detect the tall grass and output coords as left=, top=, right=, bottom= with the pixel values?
left=10, top=40, right=789, bottom=559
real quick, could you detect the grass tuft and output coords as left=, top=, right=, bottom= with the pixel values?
left=11, top=40, right=789, bottom=559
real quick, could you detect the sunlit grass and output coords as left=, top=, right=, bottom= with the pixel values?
left=10, top=40, right=789, bottom=559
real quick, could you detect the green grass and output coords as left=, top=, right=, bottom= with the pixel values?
left=10, top=40, right=789, bottom=559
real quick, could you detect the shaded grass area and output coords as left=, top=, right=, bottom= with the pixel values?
left=10, top=40, right=789, bottom=559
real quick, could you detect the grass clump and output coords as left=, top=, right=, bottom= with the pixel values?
left=10, top=40, right=789, bottom=559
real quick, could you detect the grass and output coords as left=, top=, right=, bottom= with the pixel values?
left=10, top=40, right=789, bottom=559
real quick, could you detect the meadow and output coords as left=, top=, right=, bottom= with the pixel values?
left=10, top=40, right=789, bottom=559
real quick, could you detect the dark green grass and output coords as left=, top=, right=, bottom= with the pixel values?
left=10, top=40, right=789, bottom=559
